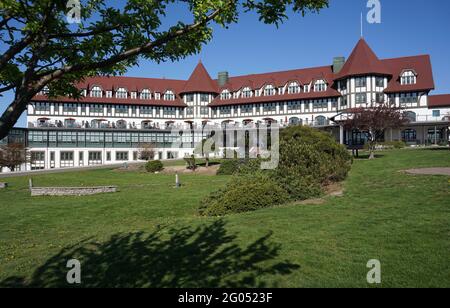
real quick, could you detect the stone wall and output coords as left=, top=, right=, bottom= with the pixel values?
left=31, top=186, right=117, bottom=197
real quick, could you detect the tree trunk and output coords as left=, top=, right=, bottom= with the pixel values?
left=0, top=96, right=29, bottom=140
left=205, top=155, right=209, bottom=168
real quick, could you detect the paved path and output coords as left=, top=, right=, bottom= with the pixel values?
left=404, top=168, right=450, bottom=176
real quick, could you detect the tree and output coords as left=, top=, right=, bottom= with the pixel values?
left=0, top=0, right=329, bottom=140
left=0, top=143, right=28, bottom=171
left=343, top=103, right=409, bottom=159
left=138, top=143, right=155, bottom=161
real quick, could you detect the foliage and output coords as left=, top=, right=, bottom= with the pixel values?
left=0, top=143, right=28, bottom=171
left=145, top=160, right=163, bottom=173
left=184, top=155, right=197, bottom=170
left=343, top=103, right=409, bottom=159
left=138, top=143, right=155, bottom=161
left=199, top=173, right=289, bottom=216
left=204, top=126, right=352, bottom=214
left=0, top=0, right=329, bottom=139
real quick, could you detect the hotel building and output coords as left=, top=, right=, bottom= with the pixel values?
left=1, top=39, right=450, bottom=171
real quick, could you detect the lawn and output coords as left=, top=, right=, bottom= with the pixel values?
left=0, top=148, right=449, bottom=288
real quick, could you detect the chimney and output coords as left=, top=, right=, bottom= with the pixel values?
left=333, top=57, right=346, bottom=74
left=218, top=71, right=229, bottom=87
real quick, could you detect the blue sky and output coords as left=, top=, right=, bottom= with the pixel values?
left=2, top=0, right=450, bottom=127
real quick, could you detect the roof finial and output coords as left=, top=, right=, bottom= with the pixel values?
left=360, top=12, right=364, bottom=38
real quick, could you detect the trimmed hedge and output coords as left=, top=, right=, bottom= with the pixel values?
left=199, top=173, right=289, bottom=216
left=145, top=160, right=164, bottom=173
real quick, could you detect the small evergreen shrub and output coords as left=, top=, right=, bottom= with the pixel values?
left=145, top=160, right=163, bottom=173
left=199, top=173, right=289, bottom=216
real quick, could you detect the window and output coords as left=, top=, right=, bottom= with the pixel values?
left=287, top=101, right=301, bottom=111
left=186, top=107, right=194, bottom=116
left=133, top=151, right=138, bottom=161
left=116, top=151, right=129, bottom=161
left=375, top=93, right=384, bottom=103
left=355, top=77, right=366, bottom=88
left=41, top=86, right=50, bottom=95
left=402, top=129, right=417, bottom=142
left=140, top=89, right=151, bottom=100
left=289, top=117, right=301, bottom=126
left=355, top=93, right=367, bottom=104
left=63, top=103, right=77, bottom=113
left=35, top=103, right=50, bottom=113
left=220, top=90, right=231, bottom=100
left=341, top=96, right=348, bottom=106
left=115, top=105, right=128, bottom=115
left=185, top=94, right=194, bottom=102
left=404, top=111, right=417, bottom=122
left=60, top=151, right=74, bottom=168
left=164, top=90, right=175, bottom=101
left=88, top=152, right=102, bottom=165
left=263, top=103, right=276, bottom=112
left=200, top=106, right=209, bottom=115
left=303, top=85, right=310, bottom=93
left=30, top=152, right=45, bottom=170
left=220, top=106, right=231, bottom=115
left=116, top=88, right=127, bottom=99
left=401, top=70, right=417, bottom=85
left=140, top=106, right=152, bottom=115
left=200, top=94, right=209, bottom=102
left=241, top=105, right=252, bottom=114
left=89, top=104, right=104, bottom=115
left=241, top=87, right=252, bottom=98
left=106, top=152, right=111, bottom=161
left=315, top=116, right=327, bottom=126
left=106, top=91, right=112, bottom=98
left=287, top=82, right=301, bottom=94
left=264, top=85, right=275, bottom=96
left=314, top=80, right=326, bottom=92
left=163, top=107, right=176, bottom=116
left=340, top=81, right=347, bottom=91
left=432, top=110, right=441, bottom=117
left=400, top=94, right=419, bottom=107
left=376, top=77, right=384, bottom=87
left=90, top=86, right=102, bottom=98
left=313, top=100, right=328, bottom=109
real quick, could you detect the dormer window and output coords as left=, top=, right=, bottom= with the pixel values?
left=140, top=89, right=151, bottom=100
left=164, top=90, right=175, bottom=101
left=242, top=87, right=252, bottom=98
left=287, top=82, right=301, bottom=94
left=90, top=86, right=102, bottom=98
left=221, top=90, right=231, bottom=100
left=264, top=85, right=276, bottom=96
left=41, top=86, right=50, bottom=95
left=314, top=80, right=327, bottom=92
left=401, top=70, right=417, bottom=85
left=303, top=84, right=310, bottom=93
left=116, top=88, right=127, bottom=99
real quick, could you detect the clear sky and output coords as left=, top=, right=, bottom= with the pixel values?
left=2, top=0, right=450, bottom=127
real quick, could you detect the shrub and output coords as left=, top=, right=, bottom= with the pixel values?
left=199, top=173, right=289, bottom=216
left=145, top=160, right=163, bottom=173
left=201, top=126, right=353, bottom=215
left=184, top=155, right=197, bottom=170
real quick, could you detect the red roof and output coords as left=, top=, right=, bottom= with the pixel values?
left=181, top=62, right=218, bottom=94
left=335, top=39, right=391, bottom=80
left=428, top=94, right=450, bottom=108
left=383, top=55, right=435, bottom=93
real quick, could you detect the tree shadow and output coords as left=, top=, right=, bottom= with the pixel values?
left=0, top=220, right=299, bottom=288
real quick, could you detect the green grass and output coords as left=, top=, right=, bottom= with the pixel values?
left=0, top=148, right=449, bottom=287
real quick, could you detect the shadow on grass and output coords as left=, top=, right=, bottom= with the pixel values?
left=423, top=147, right=450, bottom=152
left=0, top=220, right=299, bottom=288
left=352, top=153, right=386, bottom=160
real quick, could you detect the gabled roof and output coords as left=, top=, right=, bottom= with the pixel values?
left=428, top=94, right=450, bottom=108
left=181, top=62, right=219, bottom=94
left=335, top=39, right=391, bottom=80
left=383, top=55, right=435, bottom=93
